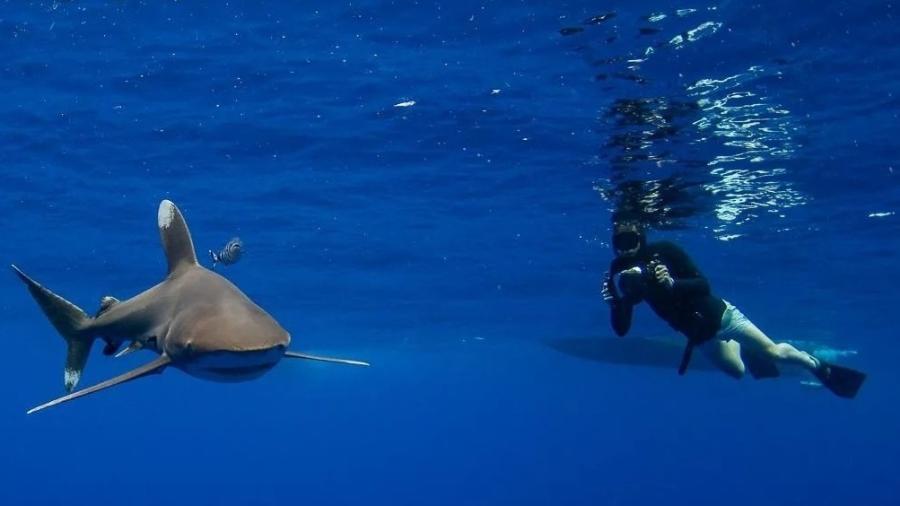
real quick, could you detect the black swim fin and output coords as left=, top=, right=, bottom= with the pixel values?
left=813, top=359, right=866, bottom=399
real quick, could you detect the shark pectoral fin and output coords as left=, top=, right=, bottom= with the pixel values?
left=114, top=340, right=144, bottom=358
left=284, top=351, right=370, bottom=367
left=27, top=355, right=171, bottom=415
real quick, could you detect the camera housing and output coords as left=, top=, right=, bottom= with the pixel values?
left=615, top=265, right=647, bottom=299
left=615, top=256, right=666, bottom=300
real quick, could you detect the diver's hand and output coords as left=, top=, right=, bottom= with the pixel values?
left=601, top=271, right=616, bottom=304
left=653, top=263, right=674, bottom=289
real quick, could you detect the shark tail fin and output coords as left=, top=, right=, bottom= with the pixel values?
left=11, top=265, right=94, bottom=392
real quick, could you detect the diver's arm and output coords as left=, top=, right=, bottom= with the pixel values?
left=611, top=299, right=633, bottom=336
left=603, top=270, right=634, bottom=336
left=672, top=277, right=710, bottom=296
left=657, top=242, right=711, bottom=296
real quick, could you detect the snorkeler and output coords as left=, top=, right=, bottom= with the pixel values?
left=601, top=220, right=866, bottom=398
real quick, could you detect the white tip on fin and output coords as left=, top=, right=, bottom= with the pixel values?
left=27, top=355, right=171, bottom=415
left=284, top=351, right=370, bottom=367
left=157, top=200, right=176, bottom=229
left=64, top=367, right=81, bottom=393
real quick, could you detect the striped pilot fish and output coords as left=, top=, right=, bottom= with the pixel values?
left=209, top=237, right=243, bottom=267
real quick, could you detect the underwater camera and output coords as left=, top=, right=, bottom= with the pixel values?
left=614, top=266, right=646, bottom=298
left=614, top=258, right=663, bottom=298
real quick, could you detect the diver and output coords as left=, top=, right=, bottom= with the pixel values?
left=600, top=220, right=866, bottom=398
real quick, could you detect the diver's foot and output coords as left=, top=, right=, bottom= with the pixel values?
left=809, top=354, right=821, bottom=370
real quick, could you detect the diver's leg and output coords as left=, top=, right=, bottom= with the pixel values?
left=729, top=314, right=818, bottom=371
left=718, top=304, right=865, bottom=397
left=734, top=316, right=866, bottom=396
left=699, top=338, right=745, bottom=379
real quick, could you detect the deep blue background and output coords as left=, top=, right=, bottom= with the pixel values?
left=1, top=1, right=898, bottom=505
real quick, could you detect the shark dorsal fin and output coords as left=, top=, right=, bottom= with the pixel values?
left=157, top=200, right=197, bottom=276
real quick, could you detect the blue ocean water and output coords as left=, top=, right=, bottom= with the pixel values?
left=1, top=0, right=898, bottom=504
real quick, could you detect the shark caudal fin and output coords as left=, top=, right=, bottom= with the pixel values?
left=11, top=265, right=94, bottom=392
left=284, top=350, right=370, bottom=366
left=158, top=200, right=198, bottom=277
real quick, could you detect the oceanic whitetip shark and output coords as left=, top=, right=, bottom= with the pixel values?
left=13, top=200, right=368, bottom=414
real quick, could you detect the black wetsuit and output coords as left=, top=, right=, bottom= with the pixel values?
left=606, top=241, right=726, bottom=345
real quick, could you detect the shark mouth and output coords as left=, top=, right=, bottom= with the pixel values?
left=176, top=347, right=285, bottom=382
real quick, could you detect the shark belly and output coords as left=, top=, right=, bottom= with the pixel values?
left=176, top=346, right=286, bottom=382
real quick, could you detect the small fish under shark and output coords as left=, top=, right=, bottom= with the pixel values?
left=13, top=200, right=369, bottom=414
